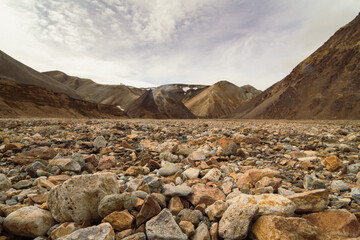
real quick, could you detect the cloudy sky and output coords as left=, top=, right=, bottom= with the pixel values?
left=1, top=0, right=359, bottom=90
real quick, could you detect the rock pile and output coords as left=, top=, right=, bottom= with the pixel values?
left=0, top=119, right=359, bottom=239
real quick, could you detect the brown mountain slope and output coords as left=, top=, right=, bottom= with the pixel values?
left=125, top=84, right=204, bottom=119
left=184, top=81, right=261, bottom=118
left=43, top=71, right=145, bottom=109
left=0, top=51, right=82, bottom=100
left=231, top=13, right=360, bottom=120
left=0, top=78, right=126, bottom=118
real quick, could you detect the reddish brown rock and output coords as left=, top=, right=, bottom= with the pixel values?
left=136, top=195, right=161, bottom=227
left=251, top=215, right=318, bottom=240
left=187, top=183, right=225, bottom=206
left=97, top=156, right=116, bottom=170
left=287, top=189, right=329, bottom=213
left=303, top=210, right=360, bottom=238
left=237, top=168, right=280, bottom=186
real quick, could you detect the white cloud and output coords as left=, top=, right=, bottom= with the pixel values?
left=1, top=0, right=359, bottom=90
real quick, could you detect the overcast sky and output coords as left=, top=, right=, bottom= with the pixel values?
left=0, top=0, right=359, bottom=90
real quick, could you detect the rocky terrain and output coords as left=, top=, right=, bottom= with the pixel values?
left=232, top=13, right=360, bottom=120
left=0, top=118, right=359, bottom=239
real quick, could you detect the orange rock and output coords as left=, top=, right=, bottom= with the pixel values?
left=251, top=215, right=318, bottom=240
left=187, top=183, right=225, bottom=206
left=102, top=210, right=134, bottom=231
left=303, top=210, right=360, bottom=238
left=321, top=156, right=343, bottom=171
left=287, top=189, right=329, bottom=213
left=237, top=168, right=280, bottom=186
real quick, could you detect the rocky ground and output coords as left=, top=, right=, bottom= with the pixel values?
left=0, top=118, right=359, bottom=240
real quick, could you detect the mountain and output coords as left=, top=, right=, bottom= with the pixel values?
left=43, top=71, right=145, bottom=109
left=0, top=78, right=126, bottom=118
left=184, top=81, right=261, bottom=118
left=125, top=84, right=206, bottom=119
left=0, top=51, right=82, bottom=100
left=231, top=13, right=360, bottom=120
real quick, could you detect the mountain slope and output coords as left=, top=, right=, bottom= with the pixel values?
left=232, top=13, right=360, bottom=120
left=125, top=84, right=206, bottom=119
left=184, top=81, right=261, bottom=118
left=0, top=78, right=126, bottom=118
left=0, top=51, right=82, bottom=100
left=43, top=71, right=145, bottom=109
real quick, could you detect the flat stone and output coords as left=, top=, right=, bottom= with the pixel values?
left=287, top=189, right=329, bottom=213
left=236, top=168, right=280, bottom=186
left=12, top=179, right=33, bottom=189
left=188, top=150, right=206, bottom=161
left=122, top=232, right=146, bottom=240
left=255, top=194, right=296, bottom=216
left=251, top=215, right=318, bottom=240
left=158, top=162, right=181, bottom=177
left=4, top=206, right=55, bottom=238
left=58, top=222, right=115, bottom=240
left=146, top=208, right=187, bottom=240
left=303, top=210, right=360, bottom=238
left=47, top=173, right=119, bottom=223
left=163, top=184, right=193, bottom=197
left=48, top=158, right=81, bottom=172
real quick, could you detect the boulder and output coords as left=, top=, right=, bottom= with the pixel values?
left=4, top=206, right=55, bottom=238
left=303, top=210, right=360, bottom=238
left=219, top=196, right=258, bottom=239
left=251, top=215, right=318, bottom=240
left=47, top=173, right=119, bottom=223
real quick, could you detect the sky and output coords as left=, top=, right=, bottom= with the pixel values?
left=0, top=0, right=359, bottom=90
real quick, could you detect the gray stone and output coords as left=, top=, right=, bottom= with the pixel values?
left=0, top=174, right=11, bottom=191
left=347, top=163, right=360, bottom=174
left=158, top=162, right=181, bottom=177
left=176, top=209, right=203, bottom=225
left=47, top=172, right=119, bottom=223
left=202, top=168, right=222, bottom=182
left=183, top=168, right=200, bottom=179
left=98, top=192, right=138, bottom=218
left=4, top=206, right=55, bottom=238
left=303, top=174, right=326, bottom=190
left=350, top=188, right=360, bottom=203
left=12, top=179, right=32, bottom=189
left=146, top=208, right=187, bottom=240
left=163, top=184, right=193, bottom=197
left=58, top=223, right=115, bottom=240
left=192, top=222, right=210, bottom=240
left=93, top=136, right=107, bottom=148
left=122, top=232, right=146, bottom=240
left=331, top=180, right=349, bottom=191
left=48, top=158, right=81, bottom=172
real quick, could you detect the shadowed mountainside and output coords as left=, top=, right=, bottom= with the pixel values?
left=231, top=13, right=360, bottom=120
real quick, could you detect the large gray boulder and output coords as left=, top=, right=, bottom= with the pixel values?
left=47, top=172, right=119, bottom=223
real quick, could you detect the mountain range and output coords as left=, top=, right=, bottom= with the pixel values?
left=1, top=13, right=359, bottom=119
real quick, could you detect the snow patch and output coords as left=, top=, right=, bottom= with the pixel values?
left=117, top=106, right=124, bottom=111
left=183, top=87, right=190, bottom=92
